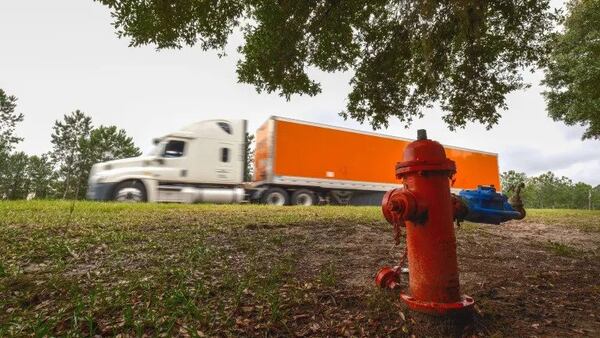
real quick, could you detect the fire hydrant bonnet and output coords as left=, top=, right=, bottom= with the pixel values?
left=395, top=130, right=456, bottom=177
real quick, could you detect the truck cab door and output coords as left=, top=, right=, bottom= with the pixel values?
left=216, top=143, right=234, bottom=182
left=156, top=139, right=189, bottom=183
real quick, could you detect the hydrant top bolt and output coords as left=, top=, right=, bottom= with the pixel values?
left=417, top=129, right=427, bottom=141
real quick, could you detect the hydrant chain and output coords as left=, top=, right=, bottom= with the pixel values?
left=393, top=220, right=403, bottom=245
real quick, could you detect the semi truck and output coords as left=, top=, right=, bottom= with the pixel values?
left=87, top=116, right=501, bottom=205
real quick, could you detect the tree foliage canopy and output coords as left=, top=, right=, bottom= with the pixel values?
left=96, top=0, right=556, bottom=130
left=27, top=154, right=56, bottom=199
left=50, top=111, right=141, bottom=199
left=82, top=125, right=141, bottom=165
left=0, top=89, right=24, bottom=154
left=0, top=106, right=142, bottom=200
left=501, top=170, right=600, bottom=209
left=543, top=0, right=600, bottom=140
left=50, top=110, right=93, bottom=198
left=0, top=152, right=30, bottom=200
left=0, top=89, right=26, bottom=199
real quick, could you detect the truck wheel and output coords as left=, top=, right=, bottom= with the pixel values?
left=291, top=189, right=317, bottom=206
left=112, top=180, right=147, bottom=202
left=261, top=188, right=289, bottom=206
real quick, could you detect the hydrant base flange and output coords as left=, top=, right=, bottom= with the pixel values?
left=400, top=293, right=475, bottom=316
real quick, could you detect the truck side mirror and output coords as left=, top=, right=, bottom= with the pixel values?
left=153, top=138, right=160, bottom=145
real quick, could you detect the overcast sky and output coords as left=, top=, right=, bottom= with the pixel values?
left=2, top=1, right=598, bottom=185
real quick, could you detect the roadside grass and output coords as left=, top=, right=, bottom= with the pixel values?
left=0, top=201, right=388, bottom=336
left=457, top=209, right=600, bottom=234
left=1, top=201, right=598, bottom=336
left=524, top=209, right=600, bottom=233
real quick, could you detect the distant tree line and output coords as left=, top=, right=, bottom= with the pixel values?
left=501, top=171, right=600, bottom=210
left=0, top=89, right=141, bottom=200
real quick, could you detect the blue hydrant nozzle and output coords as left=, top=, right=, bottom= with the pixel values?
left=455, top=185, right=526, bottom=225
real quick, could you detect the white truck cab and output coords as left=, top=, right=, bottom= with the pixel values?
left=87, top=119, right=247, bottom=203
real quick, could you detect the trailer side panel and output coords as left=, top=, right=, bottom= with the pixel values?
left=269, top=118, right=500, bottom=190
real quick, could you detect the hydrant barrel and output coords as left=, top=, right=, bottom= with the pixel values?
left=382, top=129, right=474, bottom=315
left=403, top=172, right=460, bottom=304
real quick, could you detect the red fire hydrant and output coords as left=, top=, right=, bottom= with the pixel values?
left=376, top=129, right=474, bottom=315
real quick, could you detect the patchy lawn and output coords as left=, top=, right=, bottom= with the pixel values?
left=0, top=201, right=599, bottom=337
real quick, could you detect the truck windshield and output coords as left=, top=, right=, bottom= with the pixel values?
left=163, top=140, right=186, bottom=157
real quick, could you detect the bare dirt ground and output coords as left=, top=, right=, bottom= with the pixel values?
left=266, top=218, right=600, bottom=337
left=458, top=222, right=599, bottom=337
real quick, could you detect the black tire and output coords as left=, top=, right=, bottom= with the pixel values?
left=112, top=180, right=147, bottom=202
left=291, top=189, right=318, bottom=206
left=260, top=187, right=289, bottom=206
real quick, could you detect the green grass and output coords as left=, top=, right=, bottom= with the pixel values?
left=456, top=208, right=600, bottom=234
left=524, top=209, right=600, bottom=232
left=544, top=241, right=580, bottom=257
left=318, top=263, right=337, bottom=287
left=0, top=201, right=598, bottom=336
left=0, top=201, right=386, bottom=336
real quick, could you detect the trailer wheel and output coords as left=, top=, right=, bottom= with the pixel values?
left=261, top=188, right=289, bottom=206
left=112, top=180, right=147, bottom=203
left=291, top=189, right=317, bottom=206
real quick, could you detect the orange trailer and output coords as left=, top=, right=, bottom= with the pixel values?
left=253, top=116, right=500, bottom=205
